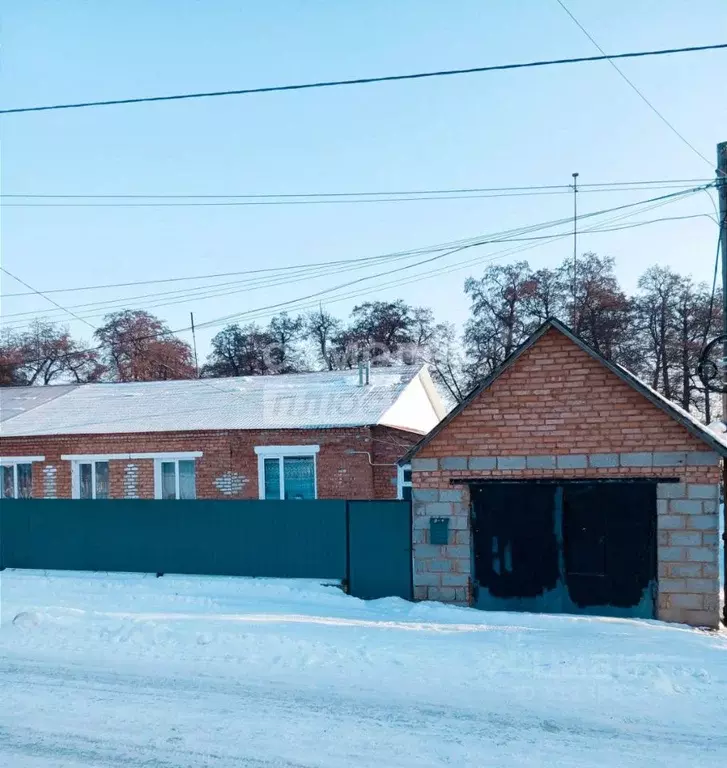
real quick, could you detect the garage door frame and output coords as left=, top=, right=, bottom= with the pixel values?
left=467, top=477, right=670, bottom=619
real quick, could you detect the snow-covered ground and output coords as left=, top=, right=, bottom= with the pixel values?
left=1, top=571, right=725, bottom=767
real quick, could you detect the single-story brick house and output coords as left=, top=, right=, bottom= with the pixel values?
left=0, top=365, right=445, bottom=502
left=403, top=318, right=725, bottom=629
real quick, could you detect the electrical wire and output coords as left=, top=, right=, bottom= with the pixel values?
left=0, top=178, right=712, bottom=200
left=2, top=212, right=714, bottom=327
left=554, top=0, right=716, bottom=171
left=2, top=44, right=726, bottom=115
left=0, top=268, right=266, bottom=396
left=4, top=184, right=711, bottom=362
left=1, top=181, right=713, bottom=207
left=3, top=183, right=713, bottom=305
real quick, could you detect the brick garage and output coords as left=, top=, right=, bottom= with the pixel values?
left=405, top=319, right=724, bottom=629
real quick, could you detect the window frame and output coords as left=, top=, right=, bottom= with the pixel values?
left=153, top=457, right=198, bottom=500
left=0, top=456, right=43, bottom=499
left=71, top=460, right=110, bottom=499
left=397, top=463, right=412, bottom=501
left=254, top=445, right=320, bottom=500
left=61, top=452, right=202, bottom=500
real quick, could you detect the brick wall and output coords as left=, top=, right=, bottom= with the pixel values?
left=411, top=327, right=722, bottom=628
left=371, top=426, right=421, bottom=499
left=0, top=425, right=417, bottom=500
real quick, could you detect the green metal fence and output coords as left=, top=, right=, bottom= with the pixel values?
left=0, top=499, right=412, bottom=600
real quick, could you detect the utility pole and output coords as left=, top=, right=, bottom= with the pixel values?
left=718, top=143, right=727, bottom=416
left=190, top=311, right=199, bottom=377
left=572, top=172, right=579, bottom=328
left=717, top=142, right=727, bottom=627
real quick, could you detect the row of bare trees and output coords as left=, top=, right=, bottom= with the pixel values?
left=1, top=253, right=721, bottom=417
left=462, top=253, right=721, bottom=418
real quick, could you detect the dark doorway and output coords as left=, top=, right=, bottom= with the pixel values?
left=471, top=481, right=657, bottom=619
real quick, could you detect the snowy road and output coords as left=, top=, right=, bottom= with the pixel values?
left=1, top=571, right=726, bottom=767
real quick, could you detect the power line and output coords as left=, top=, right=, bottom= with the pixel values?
left=554, top=0, right=715, bottom=171
left=2, top=183, right=713, bottom=301
left=0, top=178, right=711, bottom=201
left=187, top=186, right=713, bottom=331
left=5, top=185, right=710, bottom=362
left=0, top=268, right=262, bottom=394
left=2, top=44, right=726, bottom=115
left=3, top=187, right=712, bottom=329
left=2, top=212, right=713, bottom=326
left=0, top=267, right=96, bottom=331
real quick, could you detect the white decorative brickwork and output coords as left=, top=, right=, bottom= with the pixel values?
left=123, top=464, right=139, bottom=499
left=214, top=471, right=248, bottom=496
left=42, top=465, right=57, bottom=499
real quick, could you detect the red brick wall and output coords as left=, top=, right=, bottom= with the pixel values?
left=0, top=426, right=418, bottom=500
left=418, top=328, right=718, bottom=464
left=410, top=327, right=722, bottom=626
left=371, top=426, right=422, bottom=499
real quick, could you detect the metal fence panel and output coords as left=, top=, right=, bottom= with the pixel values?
left=347, top=501, right=412, bottom=600
left=0, top=499, right=347, bottom=580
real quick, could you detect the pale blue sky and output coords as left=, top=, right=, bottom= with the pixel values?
left=1, top=1, right=726, bottom=356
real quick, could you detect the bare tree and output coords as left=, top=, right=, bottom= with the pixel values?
left=305, top=307, right=342, bottom=370
left=463, top=261, right=537, bottom=383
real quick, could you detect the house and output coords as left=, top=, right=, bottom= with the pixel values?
left=0, top=365, right=446, bottom=502
left=403, top=318, right=725, bottom=629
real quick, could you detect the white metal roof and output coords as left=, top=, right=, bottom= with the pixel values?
left=0, top=384, right=78, bottom=423
left=0, top=366, right=443, bottom=437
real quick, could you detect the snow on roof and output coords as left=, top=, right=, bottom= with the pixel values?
left=0, top=383, right=79, bottom=423
left=0, top=366, right=436, bottom=437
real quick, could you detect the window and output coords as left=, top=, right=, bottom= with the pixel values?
left=1, top=462, right=33, bottom=499
left=255, top=446, right=319, bottom=500
left=73, top=461, right=110, bottom=499
left=397, top=464, right=412, bottom=501
left=62, top=452, right=202, bottom=500
left=155, top=458, right=196, bottom=499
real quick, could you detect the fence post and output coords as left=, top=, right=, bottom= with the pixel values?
left=343, top=500, right=351, bottom=594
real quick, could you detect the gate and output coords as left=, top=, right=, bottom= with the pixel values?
left=471, top=480, right=657, bottom=619
left=347, top=501, right=412, bottom=600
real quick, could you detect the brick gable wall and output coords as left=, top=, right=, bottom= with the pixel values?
left=419, top=328, right=711, bottom=459
left=411, top=327, right=722, bottom=628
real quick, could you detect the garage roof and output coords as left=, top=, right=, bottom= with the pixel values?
left=403, top=317, right=727, bottom=462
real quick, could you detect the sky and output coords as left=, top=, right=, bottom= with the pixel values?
left=1, top=0, right=726, bottom=359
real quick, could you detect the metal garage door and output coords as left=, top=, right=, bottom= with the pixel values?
left=471, top=481, right=657, bottom=619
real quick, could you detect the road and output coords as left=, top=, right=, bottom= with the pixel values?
left=1, top=571, right=726, bottom=767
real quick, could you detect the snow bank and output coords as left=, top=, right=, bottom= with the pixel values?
left=1, top=570, right=725, bottom=767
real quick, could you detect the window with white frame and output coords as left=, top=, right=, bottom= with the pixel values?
left=72, top=461, right=110, bottom=499
left=1, top=460, right=36, bottom=499
left=255, top=446, right=319, bottom=500
left=154, top=458, right=196, bottom=500
left=397, top=464, right=412, bottom=501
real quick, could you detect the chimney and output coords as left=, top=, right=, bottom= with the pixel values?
left=358, top=361, right=364, bottom=387
left=365, top=360, right=371, bottom=385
